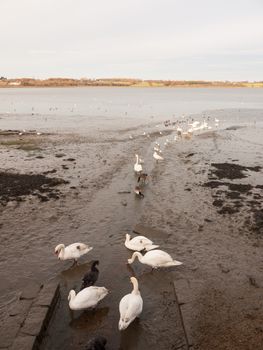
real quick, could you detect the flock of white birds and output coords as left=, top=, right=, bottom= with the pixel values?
left=54, top=231, right=182, bottom=332
left=54, top=115, right=219, bottom=343
left=133, top=115, right=219, bottom=197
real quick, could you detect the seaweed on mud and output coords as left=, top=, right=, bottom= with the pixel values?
left=252, top=210, right=263, bottom=234
left=218, top=206, right=239, bottom=215
left=210, top=163, right=261, bottom=180
left=0, top=172, right=68, bottom=205
left=204, top=181, right=253, bottom=194
left=204, top=162, right=263, bottom=233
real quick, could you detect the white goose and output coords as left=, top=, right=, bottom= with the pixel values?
left=54, top=243, right=93, bottom=262
left=119, top=277, right=143, bottom=330
left=68, top=286, right=108, bottom=310
left=128, top=249, right=182, bottom=268
left=124, top=233, right=159, bottom=252
left=153, top=151, right=164, bottom=162
left=134, top=154, right=143, bottom=173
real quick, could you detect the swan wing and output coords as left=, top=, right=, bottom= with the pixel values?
left=145, top=250, right=173, bottom=265
left=131, top=236, right=153, bottom=246
left=119, top=294, right=131, bottom=316
left=125, top=294, right=143, bottom=320
left=119, top=294, right=143, bottom=330
left=134, top=164, right=142, bottom=172
left=65, top=243, right=92, bottom=259
left=70, top=288, right=95, bottom=309
left=72, top=286, right=107, bottom=309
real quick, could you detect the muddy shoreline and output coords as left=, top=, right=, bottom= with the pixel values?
left=1, top=108, right=263, bottom=350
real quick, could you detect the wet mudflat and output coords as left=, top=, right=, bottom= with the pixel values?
left=0, top=102, right=263, bottom=349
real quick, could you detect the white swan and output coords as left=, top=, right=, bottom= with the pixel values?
left=124, top=233, right=159, bottom=252
left=54, top=243, right=93, bottom=262
left=68, top=286, right=108, bottom=310
left=134, top=154, right=143, bottom=173
left=119, top=277, right=143, bottom=330
left=153, top=151, right=164, bottom=162
left=128, top=249, right=182, bottom=268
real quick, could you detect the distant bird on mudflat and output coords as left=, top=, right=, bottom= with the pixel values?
left=84, top=336, right=107, bottom=350
left=134, top=186, right=144, bottom=198
left=137, top=173, right=149, bottom=185
left=153, top=151, right=164, bottom=162
left=134, top=154, right=143, bottom=173
left=81, top=260, right=99, bottom=290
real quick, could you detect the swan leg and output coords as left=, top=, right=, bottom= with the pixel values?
left=71, top=259, right=78, bottom=268
left=70, top=309, right=74, bottom=320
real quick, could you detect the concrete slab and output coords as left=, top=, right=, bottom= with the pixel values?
left=20, top=306, right=49, bottom=336
left=20, top=281, right=42, bottom=300
left=34, top=280, right=59, bottom=308
left=0, top=315, right=21, bottom=348
left=10, top=334, right=37, bottom=350
left=8, top=299, right=33, bottom=323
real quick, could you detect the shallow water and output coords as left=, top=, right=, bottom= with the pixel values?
left=1, top=87, right=263, bottom=133
left=0, top=88, right=263, bottom=349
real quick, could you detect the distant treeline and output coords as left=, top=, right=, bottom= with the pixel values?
left=0, top=77, right=263, bottom=88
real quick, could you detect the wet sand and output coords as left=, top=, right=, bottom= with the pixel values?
left=0, top=106, right=263, bottom=349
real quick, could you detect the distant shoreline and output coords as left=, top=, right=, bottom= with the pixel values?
left=0, top=78, right=263, bottom=88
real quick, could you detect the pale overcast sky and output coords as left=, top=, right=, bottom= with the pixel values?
left=0, top=0, right=262, bottom=80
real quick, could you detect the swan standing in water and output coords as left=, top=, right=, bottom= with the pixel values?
left=153, top=151, right=164, bottom=162
left=125, top=233, right=159, bottom=252
left=134, top=154, right=143, bottom=173
left=68, top=286, right=108, bottom=310
left=119, top=277, right=143, bottom=330
left=128, top=249, right=182, bottom=268
left=54, top=243, right=93, bottom=263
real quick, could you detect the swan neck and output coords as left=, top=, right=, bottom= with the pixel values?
left=59, top=245, right=65, bottom=258
left=133, top=252, right=142, bottom=262
left=131, top=279, right=139, bottom=294
left=69, top=290, right=76, bottom=303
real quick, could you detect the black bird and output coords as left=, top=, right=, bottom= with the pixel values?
left=81, top=260, right=99, bottom=290
left=137, top=173, right=148, bottom=184
left=84, top=336, right=107, bottom=350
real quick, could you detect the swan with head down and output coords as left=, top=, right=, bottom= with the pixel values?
left=68, top=286, right=108, bottom=310
left=124, top=233, right=159, bottom=252
left=54, top=242, right=93, bottom=263
left=119, top=277, right=143, bottom=331
left=128, top=249, right=182, bottom=268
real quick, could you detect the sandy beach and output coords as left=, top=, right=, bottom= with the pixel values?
left=0, top=88, right=263, bottom=350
